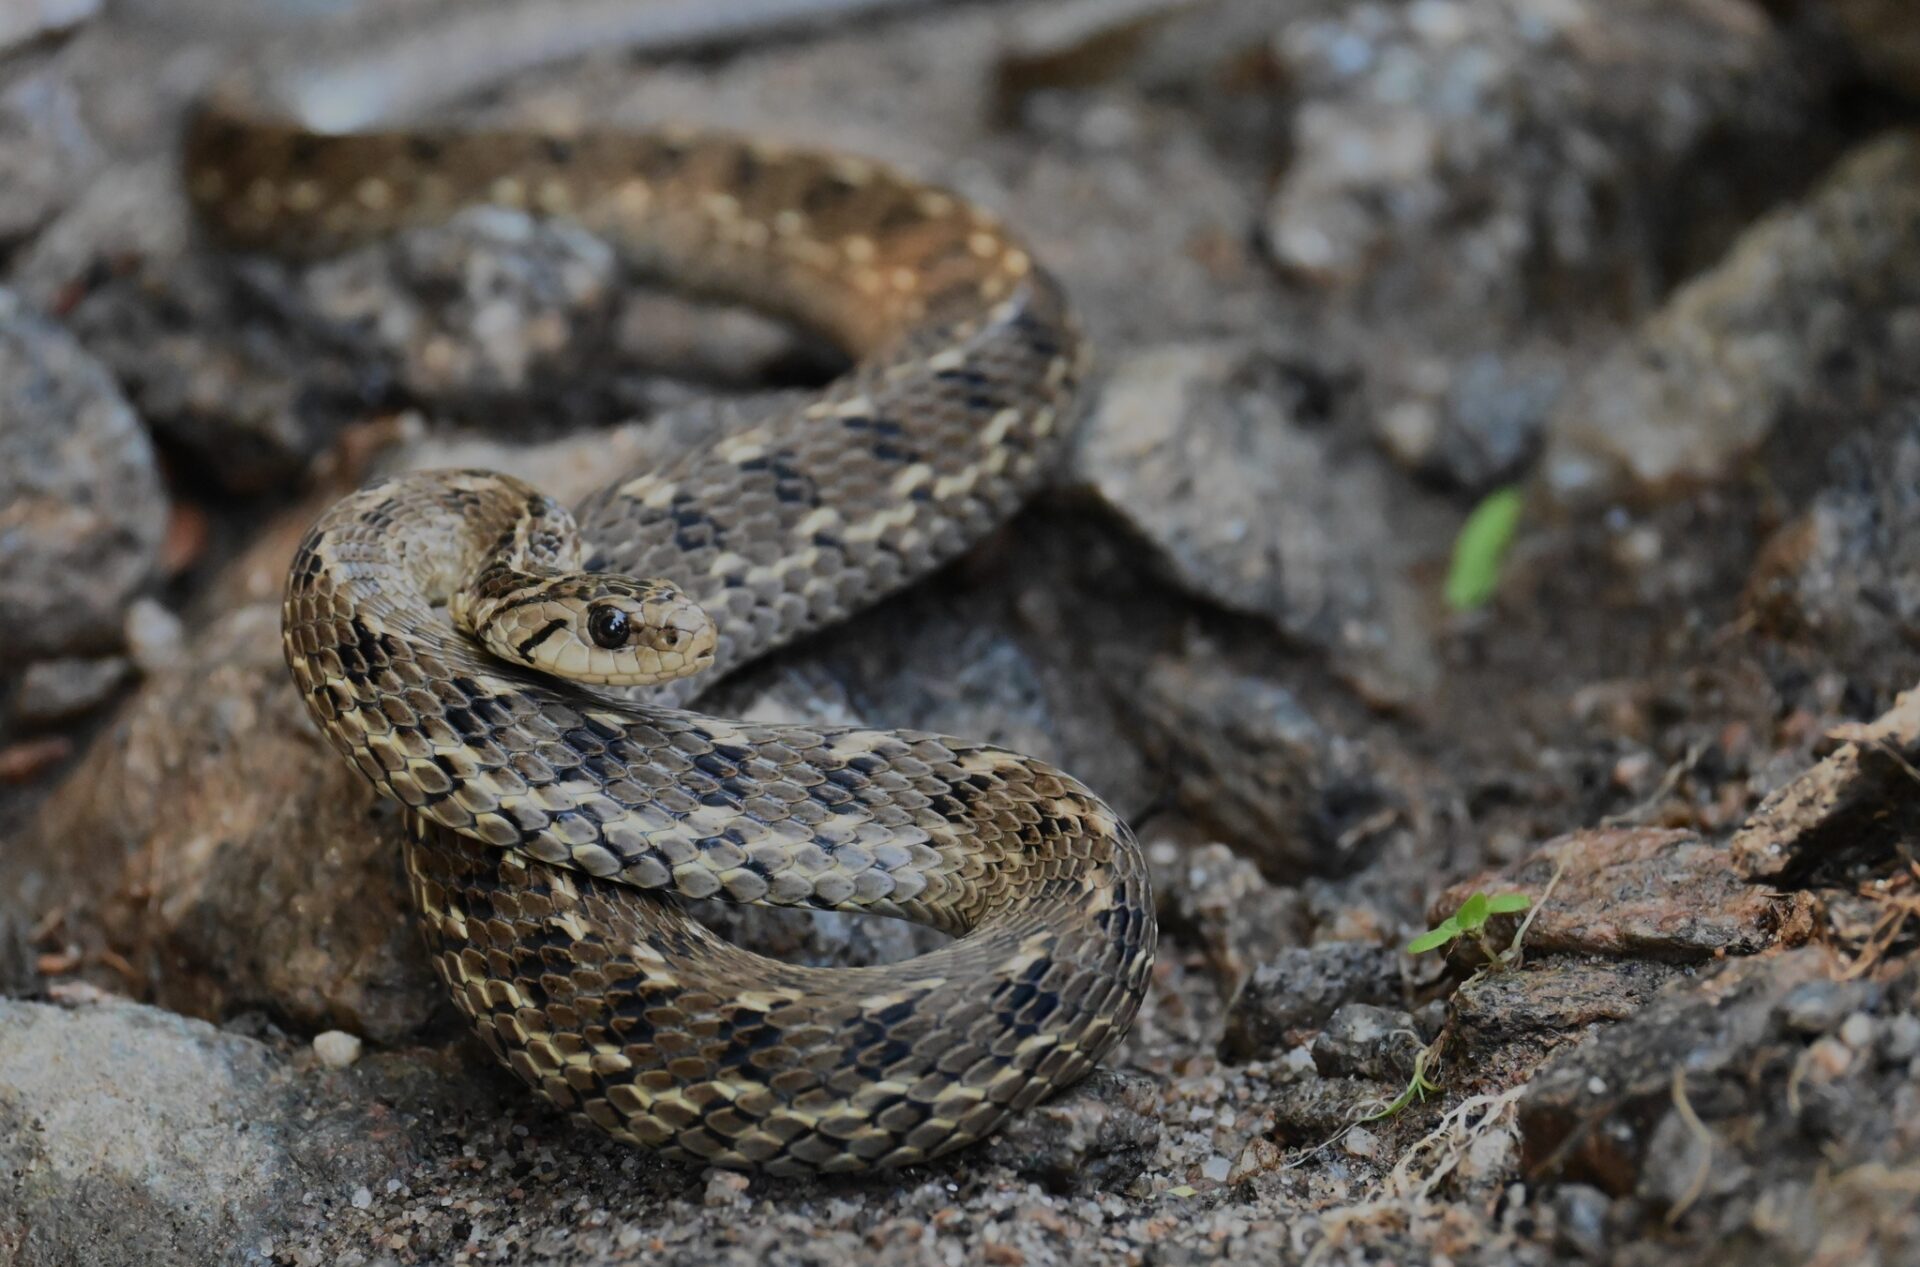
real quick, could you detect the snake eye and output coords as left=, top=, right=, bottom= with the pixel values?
left=586, top=605, right=631, bottom=649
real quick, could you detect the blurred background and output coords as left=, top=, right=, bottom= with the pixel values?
left=3, top=1, right=1920, bottom=1263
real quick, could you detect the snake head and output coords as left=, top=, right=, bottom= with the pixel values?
left=471, top=574, right=717, bottom=686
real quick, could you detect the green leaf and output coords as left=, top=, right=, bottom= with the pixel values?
left=1454, top=892, right=1491, bottom=932
left=1486, top=893, right=1532, bottom=915
left=1406, top=919, right=1461, bottom=954
left=1444, top=486, right=1524, bottom=612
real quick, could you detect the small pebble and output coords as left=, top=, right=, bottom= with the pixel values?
left=1882, top=1014, right=1920, bottom=1062
left=1838, top=1012, right=1876, bottom=1050
left=312, top=1030, right=363, bottom=1068
left=123, top=598, right=185, bottom=674
left=1199, top=1154, right=1232, bottom=1183
left=1805, top=1035, right=1853, bottom=1080
left=1344, top=1127, right=1379, bottom=1159
left=702, top=1169, right=750, bottom=1206
left=350, top=1186, right=373, bottom=1210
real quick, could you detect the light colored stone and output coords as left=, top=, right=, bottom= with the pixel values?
left=311, top=1030, right=363, bottom=1068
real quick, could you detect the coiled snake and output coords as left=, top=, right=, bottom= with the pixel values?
left=188, top=18, right=1154, bottom=1175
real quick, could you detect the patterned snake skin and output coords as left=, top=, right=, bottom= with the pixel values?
left=185, top=68, right=1155, bottom=1174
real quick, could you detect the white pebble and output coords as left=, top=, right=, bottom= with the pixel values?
left=1345, top=1126, right=1380, bottom=1159
left=1200, top=1154, right=1233, bottom=1183
left=123, top=598, right=185, bottom=674
left=312, top=1030, right=363, bottom=1068
left=1839, top=1012, right=1876, bottom=1051
left=350, top=1186, right=372, bottom=1210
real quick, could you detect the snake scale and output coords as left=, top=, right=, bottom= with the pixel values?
left=185, top=31, right=1154, bottom=1175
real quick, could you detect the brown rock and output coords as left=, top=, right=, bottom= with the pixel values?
left=1829, top=0, right=1920, bottom=97
left=1453, top=958, right=1686, bottom=1045
left=18, top=603, right=434, bottom=1041
left=1731, top=685, right=1920, bottom=884
left=1435, top=827, right=1817, bottom=963
left=1516, top=948, right=1839, bottom=1194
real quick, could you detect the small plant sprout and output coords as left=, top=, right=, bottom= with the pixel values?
left=1406, top=891, right=1532, bottom=964
left=1444, top=485, right=1524, bottom=611
left=1361, top=1043, right=1443, bottom=1123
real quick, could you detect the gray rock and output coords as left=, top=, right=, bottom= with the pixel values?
left=979, top=1069, right=1162, bottom=1194
left=1744, top=411, right=1920, bottom=702
left=1376, top=352, right=1560, bottom=493
left=1543, top=133, right=1920, bottom=505
left=0, top=57, right=99, bottom=245
left=0, top=0, right=99, bottom=57
left=0, top=999, right=414, bottom=1267
left=1309, top=1002, right=1423, bottom=1083
left=1267, top=0, right=1821, bottom=330
left=8, top=654, right=130, bottom=727
left=1219, top=941, right=1404, bottom=1062
left=0, top=289, right=166, bottom=664
left=1069, top=340, right=1442, bottom=705
left=1551, top=1183, right=1614, bottom=1261
left=1150, top=840, right=1310, bottom=1000
left=1130, top=650, right=1391, bottom=878
left=299, top=206, right=620, bottom=406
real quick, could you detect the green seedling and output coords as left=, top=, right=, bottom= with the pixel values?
left=1406, top=891, right=1531, bottom=963
left=1360, top=1043, right=1443, bottom=1123
left=1444, top=485, right=1523, bottom=611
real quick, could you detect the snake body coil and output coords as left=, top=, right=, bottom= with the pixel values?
left=196, top=74, right=1154, bottom=1174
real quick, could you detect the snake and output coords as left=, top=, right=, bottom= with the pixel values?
left=185, top=8, right=1155, bottom=1175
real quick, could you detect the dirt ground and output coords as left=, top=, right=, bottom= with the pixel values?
left=5, top=1, right=1920, bottom=1264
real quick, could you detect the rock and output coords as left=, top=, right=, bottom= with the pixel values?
left=0, top=999, right=418, bottom=1267
left=1828, top=0, right=1920, bottom=97
left=1744, top=413, right=1920, bottom=709
left=1453, top=958, right=1685, bottom=1047
left=0, top=57, right=99, bottom=245
left=1731, top=686, right=1920, bottom=884
left=16, top=602, right=437, bottom=1041
left=299, top=207, right=621, bottom=407
left=1517, top=948, right=1846, bottom=1195
left=1068, top=340, right=1442, bottom=705
left=1266, top=0, right=1819, bottom=326
left=1265, top=1071, right=1384, bottom=1147
left=1130, top=651, right=1392, bottom=878
left=8, top=654, right=130, bottom=727
left=1551, top=1183, right=1614, bottom=1261
left=0, top=289, right=166, bottom=664
left=979, top=1070, right=1162, bottom=1194
left=1150, top=840, right=1310, bottom=1000
left=311, top=1029, right=362, bottom=1068
left=1309, top=1003, right=1423, bottom=1083
left=121, top=596, right=184, bottom=674
left=1543, top=132, right=1920, bottom=505
left=1219, top=942, right=1404, bottom=1061
left=1435, top=827, right=1818, bottom=963
left=52, top=247, right=368, bottom=495
left=0, top=0, right=99, bottom=56
left=1376, top=353, right=1560, bottom=493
